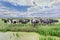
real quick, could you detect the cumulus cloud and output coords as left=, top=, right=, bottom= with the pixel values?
left=0, top=3, right=27, bottom=18
left=26, top=1, right=60, bottom=18
left=0, top=0, right=60, bottom=18
left=1, top=0, right=35, bottom=6
left=1, top=0, right=60, bottom=6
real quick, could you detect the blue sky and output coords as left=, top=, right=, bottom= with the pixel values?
left=0, top=1, right=31, bottom=12
left=0, top=0, right=60, bottom=18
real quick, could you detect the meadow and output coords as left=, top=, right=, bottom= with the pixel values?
left=0, top=18, right=60, bottom=40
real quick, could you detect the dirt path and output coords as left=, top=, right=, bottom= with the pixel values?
left=0, top=32, right=39, bottom=40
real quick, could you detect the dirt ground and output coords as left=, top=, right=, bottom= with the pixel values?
left=0, top=32, right=39, bottom=40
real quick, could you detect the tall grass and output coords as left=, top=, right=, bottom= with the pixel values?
left=39, top=35, right=60, bottom=40
left=0, top=19, right=60, bottom=37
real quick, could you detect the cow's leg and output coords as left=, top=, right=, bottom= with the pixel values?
left=33, top=23, right=36, bottom=27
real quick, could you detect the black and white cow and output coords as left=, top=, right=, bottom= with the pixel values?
left=2, top=18, right=18, bottom=24
left=7, top=18, right=13, bottom=24
left=40, top=19, right=59, bottom=24
left=2, top=19, right=9, bottom=23
left=12, top=20, right=17, bottom=24
left=49, top=19, right=59, bottom=23
left=19, top=19, right=30, bottom=24
left=31, top=19, right=40, bottom=26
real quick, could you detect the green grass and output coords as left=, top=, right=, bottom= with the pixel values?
left=39, top=35, right=60, bottom=40
left=0, top=18, right=60, bottom=40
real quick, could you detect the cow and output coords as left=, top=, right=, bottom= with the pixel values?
left=49, top=19, right=59, bottom=23
left=19, top=19, right=30, bottom=24
left=40, top=19, right=59, bottom=24
left=11, top=20, right=17, bottom=24
left=2, top=19, right=9, bottom=23
left=31, top=19, right=39, bottom=27
left=2, top=18, right=18, bottom=24
left=42, top=19, right=52, bottom=24
left=7, top=18, right=13, bottom=24
left=7, top=18, right=18, bottom=24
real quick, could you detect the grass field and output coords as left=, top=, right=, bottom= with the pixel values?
left=0, top=18, right=60, bottom=40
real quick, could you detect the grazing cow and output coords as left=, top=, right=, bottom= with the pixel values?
left=42, top=19, right=52, bottom=24
left=7, top=18, right=18, bottom=24
left=7, top=18, right=13, bottom=24
left=40, top=19, right=59, bottom=24
left=31, top=19, right=39, bottom=27
left=2, top=19, right=9, bottom=23
left=49, top=19, right=59, bottom=23
left=2, top=18, right=18, bottom=24
left=24, top=19, right=30, bottom=22
left=12, top=20, right=17, bottom=24
left=19, top=19, right=30, bottom=24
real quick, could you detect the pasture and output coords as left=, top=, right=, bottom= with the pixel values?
left=0, top=18, right=60, bottom=40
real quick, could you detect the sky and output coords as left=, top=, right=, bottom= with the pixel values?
left=0, top=0, right=60, bottom=18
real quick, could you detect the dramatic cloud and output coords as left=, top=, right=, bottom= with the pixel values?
left=0, top=0, right=60, bottom=18
left=0, top=0, right=35, bottom=6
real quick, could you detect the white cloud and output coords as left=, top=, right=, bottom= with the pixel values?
left=1, top=0, right=35, bottom=6
left=1, top=0, right=59, bottom=6
left=25, top=1, right=60, bottom=18
left=0, top=4, right=27, bottom=17
left=0, top=0, right=60, bottom=18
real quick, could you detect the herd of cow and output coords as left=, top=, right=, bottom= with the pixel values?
left=1, top=18, right=59, bottom=26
